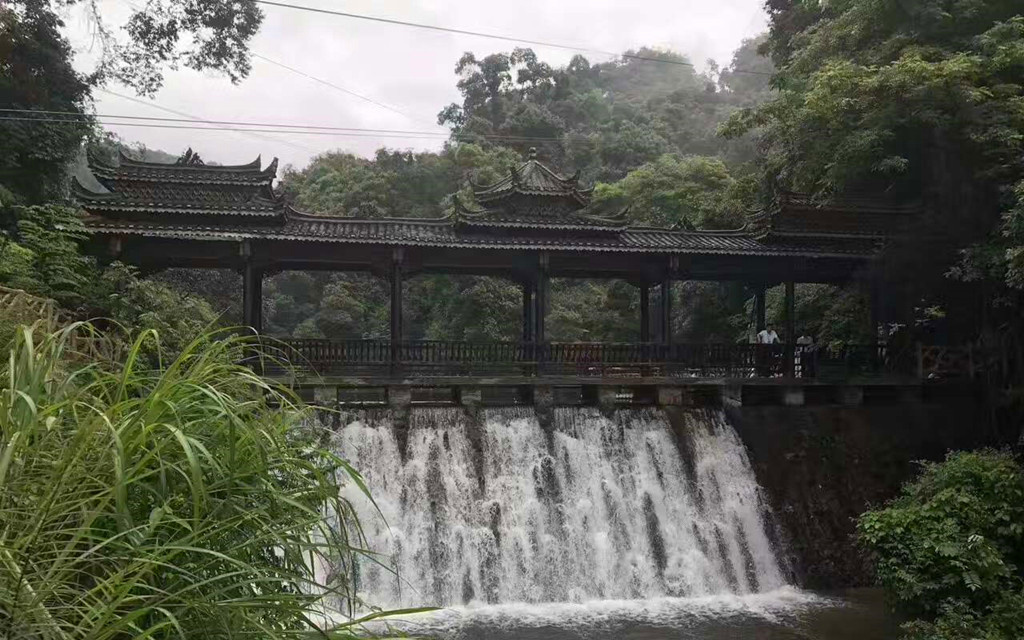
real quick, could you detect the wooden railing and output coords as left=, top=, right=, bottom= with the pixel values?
left=259, top=339, right=895, bottom=380
left=918, top=344, right=1005, bottom=380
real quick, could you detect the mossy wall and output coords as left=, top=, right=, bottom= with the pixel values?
left=727, top=392, right=999, bottom=589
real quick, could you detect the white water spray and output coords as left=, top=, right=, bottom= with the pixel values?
left=330, top=406, right=786, bottom=608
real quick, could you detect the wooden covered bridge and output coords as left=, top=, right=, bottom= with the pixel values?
left=74, top=147, right=921, bottom=381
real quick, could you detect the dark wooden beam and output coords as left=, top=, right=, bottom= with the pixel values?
left=660, top=279, right=673, bottom=346
left=784, top=281, right=796, bottom=377
left=390, top=249, right=404, bottom=347
left=754, top=284, right=766, bottom=333
left=522, top=279, right=535, bottom=343
left=242, top=261, right=263, bottom=333
left=534, top=253, right=550, bottom=344
left=639, top=284, right=651, bottom=343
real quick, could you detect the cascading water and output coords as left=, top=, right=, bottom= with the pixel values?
left=329, top=406, right=788, bottom=610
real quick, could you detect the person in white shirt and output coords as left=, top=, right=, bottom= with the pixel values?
left=756, top=326, right=780, bottom=344
left=754, top=325, right=780, bottom=376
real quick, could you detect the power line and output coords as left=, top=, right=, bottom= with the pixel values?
left=0, top=109, right=568, bottom=142
left=0, top=108, right=451, bottom=136
left=0, top=115, right=570, bottom=143
left=98, top=88, right=318, bottom=154
left=116, top=0, right=434, bottom=127
left=253, top=0, right=774, bottom=77
left=251, top=53, right=439, bottom=127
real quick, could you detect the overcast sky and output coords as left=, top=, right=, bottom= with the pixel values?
left=64, top=0, right=767, bottom=172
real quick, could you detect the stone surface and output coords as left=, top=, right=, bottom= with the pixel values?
left=657, top=386, right=685, bottom=406
left=727, top=400, right=1000, bottom=589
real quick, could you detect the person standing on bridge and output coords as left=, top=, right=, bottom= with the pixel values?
left=756, top=325, right=780, bottom=345
left=755, top=324, right=780, bottom=376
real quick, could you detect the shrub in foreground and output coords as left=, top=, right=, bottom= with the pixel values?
left=0, top=324, right=405, bottom=639
left=858, top=450, right=1024, bottom=640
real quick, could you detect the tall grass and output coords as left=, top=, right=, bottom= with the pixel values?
left=0, top=323, right=413, bottom=639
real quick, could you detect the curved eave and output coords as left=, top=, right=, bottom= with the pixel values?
left=90, top=170, right=276, bottom=187
left=282, top=206, right=456, bottom=226
left=79, top=204, right=284, bottom=217
left=117, top=150, right=266, bottom=172
left=475, top=187, right=590, bottom=207
left=82, top=222, right=882, bottom=260
left=89, top=155, right=278, bottom=185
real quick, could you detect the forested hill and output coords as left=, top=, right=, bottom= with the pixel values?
left=282, top=39, right=773, bottom=226
left=248, top=39, right=789, bottom=344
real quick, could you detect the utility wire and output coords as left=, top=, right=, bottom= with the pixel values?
left=250, top=53, right=440, bottom=127
left=1, top=108, right=453, bottom=136
left=116, top=0, right=435, bottom=128
left=0, top=109, right=565, bottom=142
left=0, top=115, right=569, bottom=143
left=253, top=0, right=774, bottom=77
left=98, top=89, right=318, bottom=154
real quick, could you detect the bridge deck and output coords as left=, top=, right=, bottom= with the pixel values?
left=260, top=339, right=903, bottom=380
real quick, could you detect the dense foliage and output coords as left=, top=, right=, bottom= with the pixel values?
left=8, top=0, right=264, bottom=95
left=0, top=4, right=91, bottom=203
left=0, top=195, right=218, bottom=353
left=0, top=324, right=400, bottom=638
left=858, top=450, right=1024, bottom=639
left=726, top=0, right=1024, bottom=348
left=264, top=43, right=783, bottom=344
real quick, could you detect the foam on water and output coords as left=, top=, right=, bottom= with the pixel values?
left=328, top=405, right=788, bottom=611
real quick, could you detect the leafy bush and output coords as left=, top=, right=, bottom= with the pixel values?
left=97, top=263, right=219, bottom=360
left=858, top=450, right=1024, bottom=639
left=0, top=323, right=407, bottom=638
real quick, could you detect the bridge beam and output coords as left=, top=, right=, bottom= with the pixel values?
left=390, top=249, right=404, bottom=349
left=534, top=253, right=550, bottom=344
left=522, top=280, right=535, bottom=343
left=242, top=260, right=263, bottom=333
left=869, top=278, right=881, bottom=347
left=754, top=284, right=766, bottom=333
left=660, top=278, right=673, bottom=346
left=639, top=284, right=650, bottom=343
left=784, top=280, right=796, bottom=377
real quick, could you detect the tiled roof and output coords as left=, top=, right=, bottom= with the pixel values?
left=81, top=208, right=882, bottom=258
left=78, top=150, right=282, bottom=219
left=472, top=148, right=590, bottom=207
left=74, top=146, right=899, bottom=261
left=91, top=150, right=279, bottom=185
left=748, top=192, right=921, bottom=239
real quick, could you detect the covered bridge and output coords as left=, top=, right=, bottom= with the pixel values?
left=74, top=147, right=917, bottom=378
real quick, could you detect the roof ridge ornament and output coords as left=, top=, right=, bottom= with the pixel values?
left=176, top=148, right=205, bottom=166
left=528, top=147, right=538, bottom=160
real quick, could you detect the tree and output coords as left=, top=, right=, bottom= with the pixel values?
left=0, top=4, right=91, bottom=202
left=439, top=47, right=770, bottom=181
left=724, top=1, right=1024, bottom=335
left=13, top=0, right=265, bottom=94
left=858, top=450, right=1024, bottom=640
left=592, top=154, right=748, bottom=229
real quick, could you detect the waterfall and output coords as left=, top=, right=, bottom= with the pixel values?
left=330, top=406, right=786, bottom=609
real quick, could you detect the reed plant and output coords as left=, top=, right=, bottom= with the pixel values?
left=0, top=323, right=414, bottom=639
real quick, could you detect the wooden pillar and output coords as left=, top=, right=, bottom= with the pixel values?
left=660, top=278, right=673, bottom=346
left=754, top=284, right=766, bottom=333
left=242, top=261, right=263, bottom=333
left=869, top=279, right=881, bottom=346
left=521, top=279, right=535, bottom=343
left=639, top=284, right=651, bottom=343
left=784, top=280, right=796, bottom=377
left=390, top=249, right=404, bottom=349
left=534, top=254, right=549, bottom=344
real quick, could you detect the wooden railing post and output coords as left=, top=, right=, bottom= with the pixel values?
left=784, top=280, right=796, bottom=377
left=389, top=248, right=404, bottom=375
